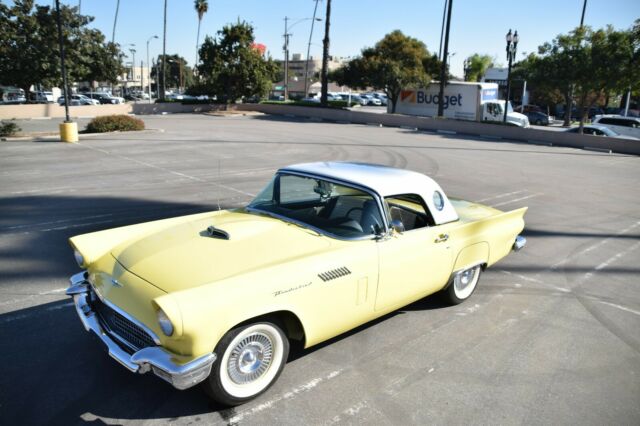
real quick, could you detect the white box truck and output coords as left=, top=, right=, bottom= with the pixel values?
left=392, top=82, right=529, bottom=127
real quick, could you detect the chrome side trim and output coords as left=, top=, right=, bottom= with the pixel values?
left=513, top=235, right=527, bottom=252
left=68, top=273, right=216, bottom=390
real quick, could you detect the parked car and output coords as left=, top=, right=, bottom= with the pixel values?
left=1, top=89, right=26, bottom=104
left=67, top=161, right=528, bottom=406
left=524, top=111, right=551, bottom=126
left=592, top=115, right=640, bottom=138
left=30, top=91, right=54, bottom=103
left=373, top=93, right=388, bottom=106
left=360, top=94, right=382, bottom=106
left=565, top=124, right=639, bottom=139
left=85, top=92, right=121, bottom=104
left=57, top=94, right=98, bottom=106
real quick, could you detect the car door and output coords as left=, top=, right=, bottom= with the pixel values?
left=374, top=195, right=454, bottom=312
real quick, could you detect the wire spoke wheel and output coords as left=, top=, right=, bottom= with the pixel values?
left=204, top=322, right=289, bottom=405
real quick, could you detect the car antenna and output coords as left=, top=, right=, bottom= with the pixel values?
left=216, top=158, right=221, bottom=211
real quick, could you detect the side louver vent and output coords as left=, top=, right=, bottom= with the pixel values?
left=318, top=267, right=351, bottom=282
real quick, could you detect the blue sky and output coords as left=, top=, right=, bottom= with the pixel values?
left=26, top=0, right=640, bottom=77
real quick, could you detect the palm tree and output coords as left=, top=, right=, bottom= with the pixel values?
left=111, top=0, right=120, bottom=43
left=194, top=0, right=209, bottom=70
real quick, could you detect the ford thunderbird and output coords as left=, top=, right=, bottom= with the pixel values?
left=67, top=162, right=527, bottom=405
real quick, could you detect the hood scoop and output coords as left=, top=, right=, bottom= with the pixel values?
left=202, top=225, right=229, bottom=240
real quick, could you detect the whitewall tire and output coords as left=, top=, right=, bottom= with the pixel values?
left=445, top=265, right=482, bottom=305
left=203, top=322, right=289, bottom=406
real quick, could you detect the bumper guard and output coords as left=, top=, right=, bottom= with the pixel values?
left=67, top=272, right=216, bottom=390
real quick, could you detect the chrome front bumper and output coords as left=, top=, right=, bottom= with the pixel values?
left=67, top=272, right=216, bottom=390
left=512, top=235, right=527, bottom=252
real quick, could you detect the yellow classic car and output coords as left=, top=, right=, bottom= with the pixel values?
left=67, top=162, right=527, bottom=405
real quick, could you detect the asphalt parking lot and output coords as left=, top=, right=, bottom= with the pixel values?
left=1, top=114, right=639, bottom=425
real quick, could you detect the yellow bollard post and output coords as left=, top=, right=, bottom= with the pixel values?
left=59, top=121, right=78, bottom=143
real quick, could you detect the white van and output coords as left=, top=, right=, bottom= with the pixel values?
left=592, top=115, right=640, bottom=138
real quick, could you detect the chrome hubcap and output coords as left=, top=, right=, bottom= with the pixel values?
left=227, top=332, right=273, bottom=384
left=455, top=268, right=475, bottom=292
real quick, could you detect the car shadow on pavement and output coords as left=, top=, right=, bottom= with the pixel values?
left=0, top=195, right=226, bottom=283
left=0, top=299, right=225, bottom=425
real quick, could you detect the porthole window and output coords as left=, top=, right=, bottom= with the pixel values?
left=433, top=191, right=445, bottom=211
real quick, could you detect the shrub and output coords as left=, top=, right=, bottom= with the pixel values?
left=0, top=120, right=21, bottom=137
left=85, top=115, right=145, bottom=133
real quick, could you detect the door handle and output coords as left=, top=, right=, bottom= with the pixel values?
left=434, top=233, right=449, bottom=243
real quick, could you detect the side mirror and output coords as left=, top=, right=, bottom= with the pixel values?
left=390, top=219, right=405, bottom=234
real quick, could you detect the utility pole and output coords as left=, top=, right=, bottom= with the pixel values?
left=438, top=0, right=448, bottom=60
left=580, top=0, right=587, bottom=27
left=283, top=17, right=290, bottom=100
left=437, top=0, right=452, bottom=117
left=304, top=0, right=321, bottom=98
left=55, top=0, right=70, bottom=123
left=320, top=0, right=332, bottom=106
left=161, top=0, right=167, bottom=100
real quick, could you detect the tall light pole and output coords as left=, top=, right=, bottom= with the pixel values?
left=580, top=0, right=587, bottom=27
left=283, top=16, right=319, bottom=100
left=304, top=0, right=322, bottom=98
left=320, top=0, right=332, bottom=106
left=283, top=16, right=290, bottom=100
left=147, top=35, right=158, bottom=103
left=129, top=47, right=136, bottom=97
left=437, top=0, right=452, bottom=117
left=503, top=29, right=518, bottom=123
left=161, top=0, right=168, bottom=100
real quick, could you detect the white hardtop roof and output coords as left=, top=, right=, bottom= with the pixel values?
left=279, top=162, right=459, bottom=224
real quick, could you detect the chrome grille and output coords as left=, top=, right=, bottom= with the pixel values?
left=92, top=297, right=156, bottom=352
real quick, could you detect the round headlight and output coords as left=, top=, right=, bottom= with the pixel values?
left=157, top=309, right=174, bottom=336
left=74, top=250, right=85, bottom=267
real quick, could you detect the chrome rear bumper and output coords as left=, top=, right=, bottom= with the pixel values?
left=512, top=235, right=527, bottom=252
left=67, top=272, right=215, bottom=390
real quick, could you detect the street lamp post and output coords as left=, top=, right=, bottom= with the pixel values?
left=503, top=29, right=518, bottom=123
left=129, top=48, right=137, bottom=96
left=283, top=16, right=320, bottom=100
left=303, top=1, right=322, bottom=98
left=147, top=35, right=158, bottom=103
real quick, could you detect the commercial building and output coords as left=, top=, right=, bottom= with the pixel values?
left=272, top=54, right=348, bottom=99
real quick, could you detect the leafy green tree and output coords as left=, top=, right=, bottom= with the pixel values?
left=0, top=0, right=123, bottom=95
left=196, top=21, right=278, bottom=102
left=463, top=53, right=493, bottom=82
left=151, top=54, right=194, bottom=91
left=515, top=23, right=639, bottom=128
left=329, top=30, right=440, bottom=113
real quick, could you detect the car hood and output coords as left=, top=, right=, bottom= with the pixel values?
left=111, top=210, right=332, bottom=293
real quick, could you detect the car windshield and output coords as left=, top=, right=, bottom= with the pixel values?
left=248, top=173, right=385, bottom=239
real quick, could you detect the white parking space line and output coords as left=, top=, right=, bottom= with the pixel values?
left=475, top=190, right=527, bottom=203
left=582, top=240, right=640, bottom=282
left=225, top=369, right=344, bottom=424
left=490, top=193, right=541, bottom=208
left=0, top=301, right=73, bottom=324
left=0, top=287, right=67, bottom=307
left=76, top=142, right=256, bottom=198
left=550, top=220, right=640, bottom=270
left=1, top=213, right=115, bottom=232
left=596, top=301, right=640, bottom=317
